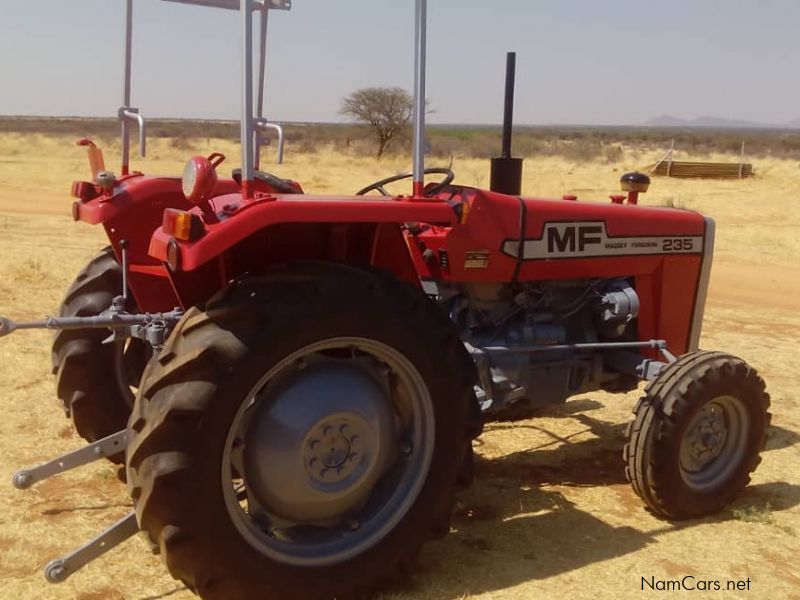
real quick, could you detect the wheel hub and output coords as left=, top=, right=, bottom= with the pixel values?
left=304, top=416, right=368, bottom=485
left=682, top=404, right=728, bottom=471
left=679, top=395, right=750, bottom=490
left=241, top=361, right=395, bottom=524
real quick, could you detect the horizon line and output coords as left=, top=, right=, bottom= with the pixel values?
left=1, top=114, right=799, bottom=132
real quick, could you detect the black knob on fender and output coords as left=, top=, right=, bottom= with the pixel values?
left=620, top=172, right=651, bottom=193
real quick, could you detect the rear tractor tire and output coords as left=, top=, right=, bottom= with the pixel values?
left=126, top=262, right=481, bottom=599
left=624, top=351, right=770, bottom=519
left=51, top=247, right=148, bottom=459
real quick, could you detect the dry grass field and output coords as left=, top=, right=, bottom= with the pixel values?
left=0, top=132, right=798, bottom=599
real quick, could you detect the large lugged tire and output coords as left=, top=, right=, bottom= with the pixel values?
left=126, top=262, right=481, bottom=599
left=624, top=351, right=770, bottom=519
left=52, top=247, right=147, bottom=456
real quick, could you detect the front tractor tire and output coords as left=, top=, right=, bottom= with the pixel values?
left=52, top=247, right=147, bottom=458
left=624, top=351, right=770, bottom=519
left=126, top=262, right=479, bottom=599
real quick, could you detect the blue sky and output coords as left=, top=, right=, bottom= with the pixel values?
left=1, top=0, right=798, bottom=125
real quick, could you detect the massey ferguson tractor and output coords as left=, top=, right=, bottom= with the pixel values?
left=0, top=0, right=770, bottom=598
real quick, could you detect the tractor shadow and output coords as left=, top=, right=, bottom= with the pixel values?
left=412, top=481, right=800, bottom=597
left=476, top=398, right=629, bottom=487
left=423, top=487, right=656, bottom=593
left=41, top=502, right=130, bottom=516
left=139, top=587, right=188, bottom=600
left=400, top=398, right=800, bottom=597
left=477, top=400, right=800, bottom=489
left=765, top=423, right=800, bottom=452
left=720, top=481, right=800, bottom=519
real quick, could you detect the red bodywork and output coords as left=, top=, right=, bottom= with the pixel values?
left=73, top=173, right=710, bottom=358
left=72, top=174, right=237, bottom=311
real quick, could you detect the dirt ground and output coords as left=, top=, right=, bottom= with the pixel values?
left=0, top=135, right=798, bottom=599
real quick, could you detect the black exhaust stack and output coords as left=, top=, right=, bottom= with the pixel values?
left=490, top=52, right=524, bottom=195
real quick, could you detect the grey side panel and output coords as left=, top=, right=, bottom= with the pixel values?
left=688, top=217, right=715, bottom=351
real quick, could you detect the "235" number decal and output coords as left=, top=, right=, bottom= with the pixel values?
left=662, top=238, right=695, bottom=252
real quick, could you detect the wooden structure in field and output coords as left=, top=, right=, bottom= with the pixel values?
left=646, top=140, right=753, bottom=179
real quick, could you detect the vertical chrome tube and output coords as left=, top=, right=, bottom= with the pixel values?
left=256, top=4, right=269, bottom=120
left=412, top=0, right=427, bottom=197
left=241, top=0, right=255, bottom=197
left=254, top=4, right=269, bottom=170
left=120, top=240, right=129, bottom=303
left=123, top=0, right=132, bottom=107
left=121, top=0, right=133, bottom=175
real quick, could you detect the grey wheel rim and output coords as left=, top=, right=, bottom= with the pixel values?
left=679, top=395, right=750, bottom=490
left=221, top=337, right=435, bottom=567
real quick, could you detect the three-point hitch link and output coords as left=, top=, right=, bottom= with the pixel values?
left=1, top=304, right=183, bottom=583
left=0, top=308, right=183, bottom=348
left=12, top=430, right=128, bottom=490
left=43, top=513, right=139, bottom=584
left=12, top=429, right=138, bottom=584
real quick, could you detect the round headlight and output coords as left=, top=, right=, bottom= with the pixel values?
left=181, top=153, right=226, bottom=205
left=182, top=158, right=199, bottom=199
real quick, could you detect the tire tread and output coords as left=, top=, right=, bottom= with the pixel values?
left=624, top=351, right=770, bottom=519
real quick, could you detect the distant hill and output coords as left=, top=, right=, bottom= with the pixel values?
left=645, top=114, right=800, bottom=129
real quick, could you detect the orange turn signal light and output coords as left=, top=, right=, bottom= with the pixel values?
left=162, top=209, right=204, bottom=242
left=459, top=199, right=471, bottom=224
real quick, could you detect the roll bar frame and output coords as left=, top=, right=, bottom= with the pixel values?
left=123, top=0, right=429, bottom=198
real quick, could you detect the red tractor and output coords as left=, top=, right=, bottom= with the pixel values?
left=1, top=1, right=770, bottom=598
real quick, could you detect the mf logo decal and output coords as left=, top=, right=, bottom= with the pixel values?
left=502, top=222, right=703, bottom=260
left=547, top=224, right=603, bottom=253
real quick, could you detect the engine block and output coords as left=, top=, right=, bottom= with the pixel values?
left=443, top=278, right=640, bottom=413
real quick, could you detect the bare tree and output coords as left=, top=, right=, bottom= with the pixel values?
left=340, top=87, right=414, bottom=159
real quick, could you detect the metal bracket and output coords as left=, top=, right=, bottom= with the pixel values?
left=254, top=119, right=285, bottom=166
left=43, top=512, right=138, bottom=583
left=658, top=346, right=678, bottom=364
left=119, top=107, right=146, bottom=158
left=12, top=430, right=127, bottom=490
left=464, top=343, right=492, bottom=405
left=637, top=359, right=667, bottom=381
